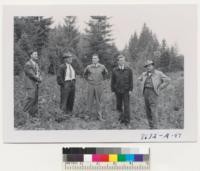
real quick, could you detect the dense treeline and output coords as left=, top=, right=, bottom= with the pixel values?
left=123, top=23, right=184, bottom=73
left=14, top=17, right=184, bottom=76
left=14, top=16, right=53, bottom=75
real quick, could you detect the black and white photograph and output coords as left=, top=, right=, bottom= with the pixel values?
left=3, top=5, right=197, bottom=142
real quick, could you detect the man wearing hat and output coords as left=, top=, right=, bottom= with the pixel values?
left=23, top=50, right=42, bottom=117
left=57, top=52, right=76, bottom=116
left=111, top=54, right=133, bottom=126
left=83, top=54, right=108, bottom=121
left=138, top=60, right=170, bottom=129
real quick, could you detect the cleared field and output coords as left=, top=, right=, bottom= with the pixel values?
left=14, top=71, right=184, bottom=130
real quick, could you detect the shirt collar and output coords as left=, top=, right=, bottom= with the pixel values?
left=145, top=69, right=155, bottom=76
left=118, top=65, right=125, bottom=70
left=30, top=59, right=37, bottom=66
left=92, top=63, right=100, bottom=67
left=65, top=63, right=71, bottom=67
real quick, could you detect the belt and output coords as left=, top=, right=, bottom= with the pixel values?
left=144, top=86, right=154, bottom=89
left=64, top=79, right=75, bottom=82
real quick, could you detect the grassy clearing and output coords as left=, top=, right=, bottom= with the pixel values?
left=14, top=71, right=184, bottom=130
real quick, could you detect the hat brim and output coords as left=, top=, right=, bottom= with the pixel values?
left=144, top=63, right=154, bottom=67
left=63, top=55, right=73, bottom=59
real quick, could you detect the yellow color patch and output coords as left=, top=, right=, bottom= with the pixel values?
left=109, top=154, right=118, bottom=162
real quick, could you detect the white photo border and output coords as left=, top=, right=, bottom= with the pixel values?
left=3, top=5, right=198, bottom=143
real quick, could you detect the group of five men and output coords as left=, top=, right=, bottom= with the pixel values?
left=23, top=51, right=170, bottom=129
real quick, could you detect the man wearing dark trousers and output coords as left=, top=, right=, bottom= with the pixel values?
left=111, top=55, right=133, bottom=126
left=138, top=60, right=170, bottom=129
left=57, top=52, right=76, bottom=118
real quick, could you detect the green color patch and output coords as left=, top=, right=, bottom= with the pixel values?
left=118, top=154, right=126, bottom=161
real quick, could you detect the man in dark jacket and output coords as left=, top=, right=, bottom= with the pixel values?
left=57, top=52, right=76, bottom=116
left=111, top=54, right=133, bottom=125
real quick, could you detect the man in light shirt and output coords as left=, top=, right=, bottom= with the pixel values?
left=83, top=54, right=108, bottom=121
left=57, top=52, right=76, bottom=116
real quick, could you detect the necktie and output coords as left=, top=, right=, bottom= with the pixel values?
left=33, top=61, right=39, bottom=77
left=69, top=64, right=72, bottom=79
left=36, top=64, right=39, bottom=77
left=147, top=72, right=152, bottom=77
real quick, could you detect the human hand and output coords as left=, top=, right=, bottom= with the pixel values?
left=158, top=86, right=163, bottom=93
left=37, top=76, right=42, bottom=83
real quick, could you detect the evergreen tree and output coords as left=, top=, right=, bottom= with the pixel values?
left=14, top=16, right=52, bottom=54
left=18, top=32, right=33, bottom=56
left=158, top=39, right=170, bottom=71
left=85, top=16, right=117, bottom=70
left=137, top=23, right=153, bottom=53
left=125, top=23, right=184, bottom=73
left=152, top=34, right=160, bottom=51
left=159, top=51, right=171, bottom=72
left=34, top=17, right=53, bottom=54
left=160, top=39, right=167, bottom=53
left=63, top=16, right=80, bottom=54
left=46, top=26, right=67, bottom=73
left=168, top=46, right=184, bottom=72
left=14, top=17, right=25, bottom=42
left=14, top=16, right=53, bottom=74
left=151, top=34, right=160, bottom=64
left=135, top=23, right=160, bottom=62
left=128, top=32, right=138, bottom=62
left=14, top=42, right=29, bottom=75
left=47, top=21, right=82, bottom=75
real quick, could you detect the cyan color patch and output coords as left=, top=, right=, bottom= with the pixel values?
left=125, top=154, right=135, bottom=161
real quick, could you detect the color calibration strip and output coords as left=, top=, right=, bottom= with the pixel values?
left=62, top=147, right=150, bottom=171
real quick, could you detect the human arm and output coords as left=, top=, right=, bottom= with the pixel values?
left=129, top=68, right=133, bottom=92
left=137, top=73, right=144, bottom=82
left=158, top=72, right=171, bottom=90
left=83, top=66, right=90, bottom=81
left=111, top=70, right=116, bottom=92
left=102, top=65, right=108, bottom=80
left=24, top=63, right=41, bottom=82
left=56, top=66, right=65, bottom=86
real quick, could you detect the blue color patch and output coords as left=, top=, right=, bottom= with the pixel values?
left=125, top=154, right=135, bottom=161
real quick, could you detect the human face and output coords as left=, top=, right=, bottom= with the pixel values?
left=31, top=51, right=38, bottom=62
left=92, top=55, right=99, bottom=64
left=118, top=57, right=125, bottom=66
left=146, top=64, right=154, bottom=72
left=64, top=57, right=73, bottom=64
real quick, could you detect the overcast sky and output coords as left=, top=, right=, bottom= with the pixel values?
left=50, top=5, right=196, bottom=58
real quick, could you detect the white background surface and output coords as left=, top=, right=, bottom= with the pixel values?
left=2, top=4, right=197, bottom=143
left=0, top=0, right=200, bottom=171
